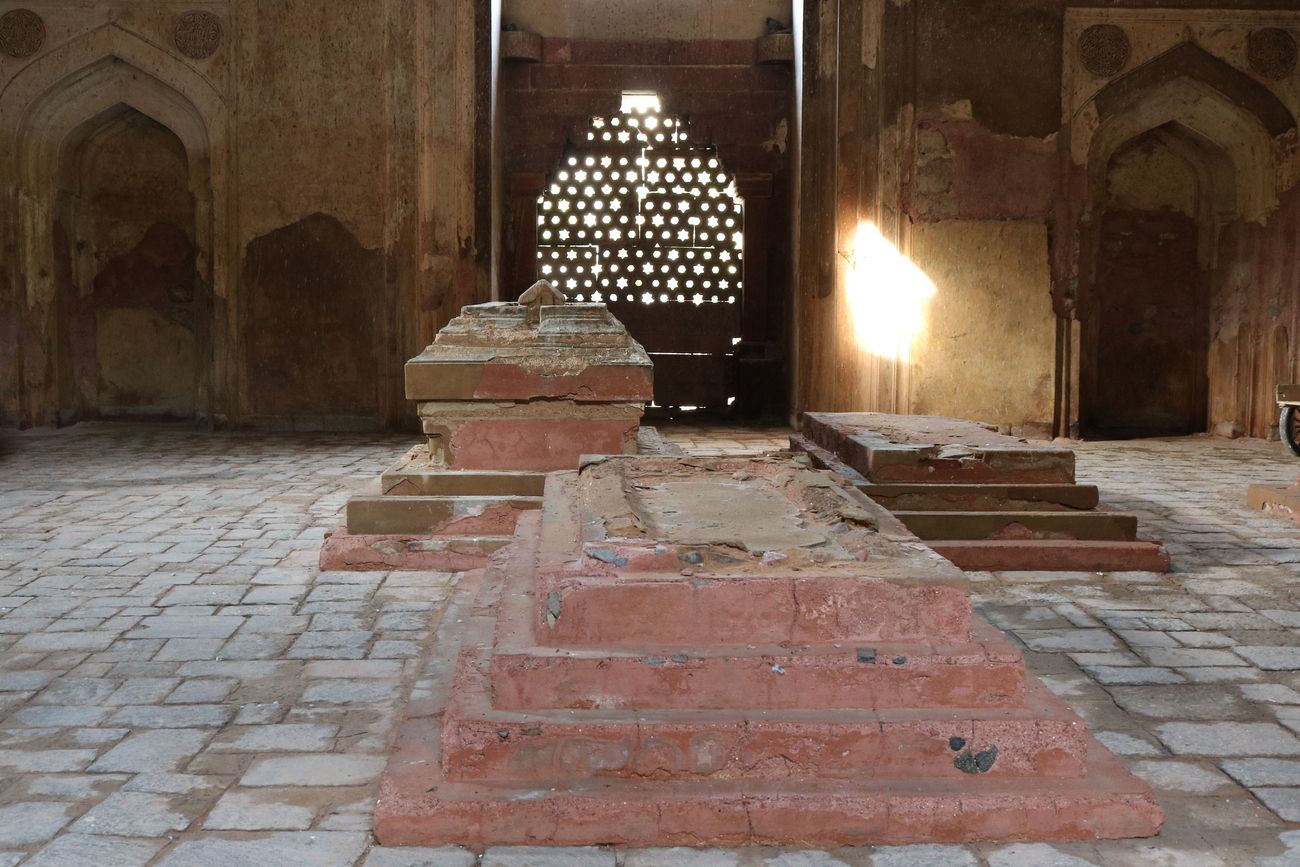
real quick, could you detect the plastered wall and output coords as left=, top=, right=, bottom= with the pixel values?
left=908, top=221, right=1056, bottom=438
left=0, top=0, right=487, bottom=429
left=795, top=0, right=1300, bottom=439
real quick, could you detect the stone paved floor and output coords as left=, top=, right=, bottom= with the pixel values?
left=3, top=423, right=1300, bottom=865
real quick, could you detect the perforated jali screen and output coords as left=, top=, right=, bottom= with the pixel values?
left=535, top=95, right=744, bottom=411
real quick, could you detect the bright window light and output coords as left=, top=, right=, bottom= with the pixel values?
left=620, top=91, right=661, bottom=114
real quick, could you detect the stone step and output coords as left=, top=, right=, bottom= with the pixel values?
left=856, top=483, right=1100, bottom=512
left=488, top=637, right=1027, bottom=713
left=376, top=734, right=1160, bottom=849
left=444, top=653, right=1086, bottom=783
left=489, top=527, right=1023, bottom=711
left=318, top=531, right=512, bottom=572
left=893, top=511, right=1138, bottom=542
left=928, top=540, right=1171, bottom=573
left=801, top=413, right=1076, bottom=484
left=380, top=456, right=548, bottom=498
left=345, top=495, right=541, bottom=535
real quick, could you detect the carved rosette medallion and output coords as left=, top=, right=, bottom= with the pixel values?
left=1247, top=28, right=1298, bottom=81
left=174, top=10, right=222, bottom=60
left=0, top=8, right=45, bottom=59
left=1078, top=24, right=1130, bottom=78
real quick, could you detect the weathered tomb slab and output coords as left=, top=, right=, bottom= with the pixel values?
left=407, top=303, right=652, bottom=473
left=802, top=412, right=1076, bottom=484
left=404, top=302, right=654, bottom=404
left=533, top=455, right=971, bottom=646
left=490, top=512, right=1025, bottom=712
left=375, top=562, right=1162, bottom=849
left=793, top=417, right=1169, bottom=573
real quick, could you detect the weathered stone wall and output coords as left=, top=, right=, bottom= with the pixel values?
left=795, top=0, right=1300, bottom=439
left=0, top=0, right=487, bottom=429
left=5, top=0, right=1297, bottom=437
left=1211, top=183, right=1300, bottom=439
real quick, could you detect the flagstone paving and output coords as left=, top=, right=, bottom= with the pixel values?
left=3, top=423, right=1300, bottom=864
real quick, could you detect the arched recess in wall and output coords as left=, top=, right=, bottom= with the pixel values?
left=0, top=24, right=231, bottom=425
left=1072, top=42, right=1294, bottom=438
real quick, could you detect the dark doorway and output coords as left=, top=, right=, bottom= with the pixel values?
left=55, top=106, right=208, bottom=422
left=1083, top=127, right=1210, bottom=438
left=498, top=45, right=793, bottom=422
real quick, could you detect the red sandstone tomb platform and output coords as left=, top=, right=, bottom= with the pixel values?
left=374, top=454, right=1162, bottom=849
left=794, top=413, right=1170, bottom=573
left=323, top=301, right=657, bottom=572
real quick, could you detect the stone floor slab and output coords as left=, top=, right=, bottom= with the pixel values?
left=21, top=834, right=164, bottom=867
left=3, top=428, right=1300, bottom=862
left=156, top=831, right=370, bottom=867
left=483, top=846, right=617, bottom=867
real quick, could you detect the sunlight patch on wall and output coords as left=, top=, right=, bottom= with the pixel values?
left=844, top=222, right=936, bottom=363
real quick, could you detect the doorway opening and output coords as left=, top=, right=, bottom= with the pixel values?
left=1083, top=124, right=1213, bottom=437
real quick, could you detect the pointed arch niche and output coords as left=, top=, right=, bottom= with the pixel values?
left=0, top=24, right=231, bottom=425
left=1064, top=37, right=1296, bottom=439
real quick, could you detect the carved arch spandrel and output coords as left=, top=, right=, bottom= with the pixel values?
left=1074, top=42, right=1295, bottom=224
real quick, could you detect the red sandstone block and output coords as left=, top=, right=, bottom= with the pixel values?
left=405, top=361, right=653, bottom=403
left=442, top=656, right=1085, bottom=783
left=370, top=522, right=1163, bottom=851
left=318, top=528, right=506, bottom=572
left=528, top=459, right=972, bottom=645
left=473, top=363, right=651, bottom=402
left=537, top=573, right=971, bottom=646
left=446, top=418, right=638, bottom=471
left=483, top=513, right=1019, bottom=710
left=488, top=643, right=1025, bottom=711
left=803, top=412, right=1076, bottom=484
left=373, top=746, right=1162, bottom=850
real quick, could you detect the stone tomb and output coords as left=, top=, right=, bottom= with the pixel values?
left=374, top=453, right=1162, bottom=848
left=794, top=412, right=1171, bottom=572
left=320, top=299, right=654, bottom=571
